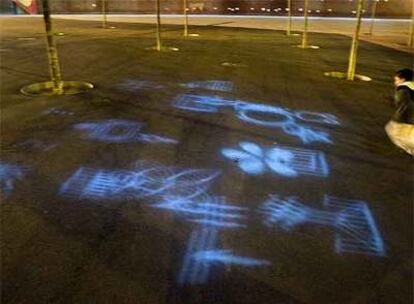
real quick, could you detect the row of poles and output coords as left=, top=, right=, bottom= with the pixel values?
left=21, top=0, right=414, bottom=96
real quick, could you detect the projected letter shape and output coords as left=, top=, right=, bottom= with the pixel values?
left=172, top=94, right=337, bottom=144
left=259, top=195, right=386, bottom=257
left=182, top=81, right=234, bottom=93
left=73, top=119, right=177, bottom=144
left=154, top=195, right=248, bottom=228
left=60, top=161, right=220, bottom=204
left=221, top=142, right=329, bottom=177
left=0, top=161, right=25, bottom=197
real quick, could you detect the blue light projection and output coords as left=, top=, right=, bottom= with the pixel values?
left=173, top=94, right=236, bottom=113
left=42, top=107, right=74, bottom=116
left=60, top=161, right=220, bottom=203
left=73, top=119, right=177, bottom=144
left=181, top=81, right=234, bottom=93
left=172, top=94, right=338, bottom=144
left=193, top=250, right=271, bottom=267
left=154, top=195, right=248, bottom=228
left=178, top=228, right=271, bottom=285
left=177, top=195, right=270, bottom=285
left=116, top=79, right=165, bottom=92
left=0, top=161, right=25, bottom=197
left=178, top=227, right=219, bottom=285
left=259, top=195, right=386, bottom=257
left=221, top=142, right=329, bottom=177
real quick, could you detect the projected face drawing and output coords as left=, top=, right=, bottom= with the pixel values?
left=259, top=195, right=385, bottom=257
left=73, top=119, right=177, bottom=144
left=0, top=161, right=26, bottom=197
left=172, top=94, right=339, bottom=144
left=221, top=141, right=329, bottom=177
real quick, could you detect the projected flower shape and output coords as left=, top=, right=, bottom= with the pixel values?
left=221, top=142, right=297, bottom=177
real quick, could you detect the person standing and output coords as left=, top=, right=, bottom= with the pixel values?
left=385, top=69, right=414, bottom=156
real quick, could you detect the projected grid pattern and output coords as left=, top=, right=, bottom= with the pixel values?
left=260, top=195, right=385, bottom=257
left=172, top=94, right=338, bottom=144
left=222, top=141, right=329, bottom=177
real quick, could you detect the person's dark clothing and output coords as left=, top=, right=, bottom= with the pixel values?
left=392, top=81, right=414, bottom=124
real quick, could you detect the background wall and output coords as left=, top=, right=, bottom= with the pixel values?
left=0, top=0, right=412, bottom=17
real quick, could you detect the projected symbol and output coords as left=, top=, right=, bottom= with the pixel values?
left=42, top=107, right=74, bottom=116
left=173, top=94, right=236, bottom=113
left=60, top=161, right=220, bottom=203
left=74, top=119, right=177, bottom=144
left=172, top=94, right=338, bottom=144
left=0, top=161, right=26, bottom=197
left=182, top=81, right=234, bottom=93
left=259, top=195, right=385, bottom=256
left=178, top=227, right=219, bottom=285
left=222, top=142, right=329, bottom=177
left=116, top=79, right=164, bottom=92
left=282, top=123, right=332, bottom=144
left=193, top=250, right=271, bottom=267
left=154, top=195, right=247, bottom=228
left=295, top=111, right=340, bottom=126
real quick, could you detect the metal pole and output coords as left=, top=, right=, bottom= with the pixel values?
left=41, top=0, right=63, bottom=93
left=287, top=0, right=292, bottom=36
left=347, top=0, right=364, bottom=80
left=102, top=0, right=107, bottom=28
left=184, top=0, right=189, bottom=37
left=368, top=0, right=377, bottom=35
left=156, top=0, right=162, bottom=51
left=301, top=0, right=309, bottom=48
left=409, top=0, right=414, bottom=47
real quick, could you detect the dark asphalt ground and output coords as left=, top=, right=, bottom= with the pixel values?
left=1, top=17, right=413, bottom=304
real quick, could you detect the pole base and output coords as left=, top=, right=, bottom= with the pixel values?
left=324, top=72, right=372, bottom=82
left=296, top=45, right=320, bottom=49
left=21, top=81, right=94, bottom=96
left=146, top=46, right=179, bottom=52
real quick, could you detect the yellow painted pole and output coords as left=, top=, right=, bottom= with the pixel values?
left=42, top=0, right=63, bottom=93
left=287, top=0, right=292, bottom=36
left=409, top=0, right=414, bottom=47
left=301, top=0, right=309, bottom=48
left=347, top=0, right=364, bottom=80
left=184, top=0, right=189, bottom=37
left=102, top=0, right=107, bottom=28
left=368, top=0, right=378, bottom=35
left=156, top=0, right=162, bottom=51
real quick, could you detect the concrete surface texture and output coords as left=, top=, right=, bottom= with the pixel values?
left=1, top=16, right=413, bottom=304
